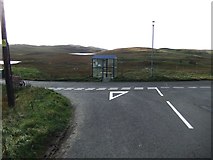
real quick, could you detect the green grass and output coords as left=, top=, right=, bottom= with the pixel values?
left=2, top=86, right=73, bottom=158
left=12, top=67, right=43, bottom=80
left=114, top=68, right=211, bottom=82
left=9, top=45, right=212, bottom=81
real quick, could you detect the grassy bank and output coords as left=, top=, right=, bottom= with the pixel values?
left=2, top=85, right=73, bottom=158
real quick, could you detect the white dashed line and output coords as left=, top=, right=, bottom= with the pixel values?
left=47, top=85, right=211, bottom=92
left=108, top=88, right=118, bottom=91
left=85, top=88, right=96, bottom=91
left=121, top=87, right=131, bottom=90
left=134, top=87, right=144, bottom=90
left=74, top=88, right=84, bottom=91
left=96, top=88, right=107, bottom=91
left=173, top=87, right=184, bottom=89
left=64, top=88, right=74, bottom=91
left=54, top=87, right=64, bottom=90
left=48, top=87, right=56, bottom=90
left=200, top=86, right=211, bottom=89
left=147, top=87, right=156, bottom=90
left=188, top=87, right=197, bottom=89
left=160, top=87, right=170, bottom=89
left=166, top=101, right=194, bottom=129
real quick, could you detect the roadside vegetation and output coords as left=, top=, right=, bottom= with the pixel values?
left=12, top=67, right=43, bottom=80
left=2, top=85, right=73, bottom=158
left=9, top=45, right=212, bottom=81
left=112, top=48, right=212, bottom=81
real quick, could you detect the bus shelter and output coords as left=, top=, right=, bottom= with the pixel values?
left=92, top=55, right=117, bottom=80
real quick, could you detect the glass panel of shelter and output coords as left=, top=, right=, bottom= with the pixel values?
left=92, top=58, right=117, bottom=79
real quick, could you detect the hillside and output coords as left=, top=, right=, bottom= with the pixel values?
left=5, top=45, right=212, bottom=81
left=98, top=47, right=211, bottom=55
left=97, top=47, right=212, bottom=81
left=5, top=44, right=106, bottom=55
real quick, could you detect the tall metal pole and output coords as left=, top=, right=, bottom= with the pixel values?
left=1, top=0, right=15, bottom=107
left=151, top=21, right=155, bottom=77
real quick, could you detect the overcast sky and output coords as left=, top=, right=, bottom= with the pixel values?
left=1, top=0, right=212, bottom=50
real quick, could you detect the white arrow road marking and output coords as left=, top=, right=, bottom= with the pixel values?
left=147, top=87, right=164, bottom=96
left=166, top=101, right=194, bottom=129
left=109, top=91, right=129, bottom=100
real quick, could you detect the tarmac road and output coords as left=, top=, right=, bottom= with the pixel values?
left=29, top=81, right=211, bottom=158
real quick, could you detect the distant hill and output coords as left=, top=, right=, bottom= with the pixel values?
left=3, top=44, right=106, bottom=55
left=96, top=47, right=212, bottom=55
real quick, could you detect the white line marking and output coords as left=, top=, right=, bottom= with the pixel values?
left=108, top=88, right=118, bottom=90
left=160, top=87, right=170, bottom=89
left=147, top=87, right=155, bottom=89
left=200, top=86, right=211, bottom=89
left=48, top=87, right=56, bottom=90
left=85, top=88, right=96, bottom=91
left=121, top=87, right=131, bottom=90
left=109, top=91, right=129, bottom=100
left=64, top=88, right=74, bottom=90
left=96, top=88, right=106, bottom=90
left=173, top=87, right=184, bottom=89
left=147, top=87, right=164, bottom=96
left=188, top=87, right=197, bottom=89
left=156, top=87, right=164, bottom=96
left=134, top=87, right=144, bottom=90
left=166, top=101, right=194, bottom=129
left=74, top=88, right=84, bottom=91
left=54, top=87, right=64, bottom=90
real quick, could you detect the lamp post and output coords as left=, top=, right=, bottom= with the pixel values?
left=151, top=21, right=155, bottom=77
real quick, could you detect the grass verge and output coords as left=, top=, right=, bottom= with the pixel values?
left=2, top=85, right=73, bottom=158
left=12, top=67, right=43, bottom=80
left=113, top=69, right=212, bottom=82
